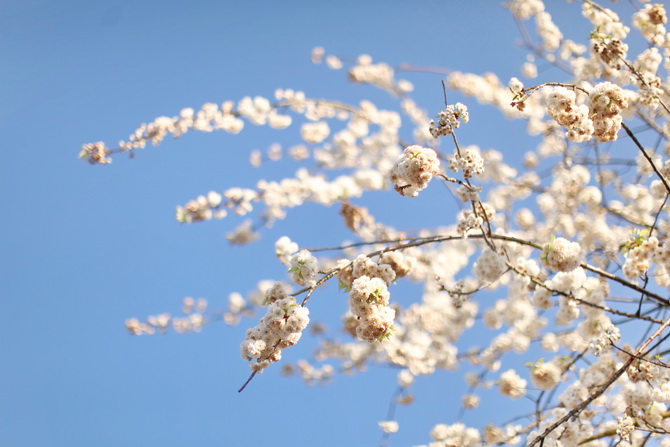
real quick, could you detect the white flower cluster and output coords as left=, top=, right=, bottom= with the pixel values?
left=530, top=360, right=562, bottom=391
left=300, top=121, right=330, bottom=144
left=474, top=249, right=507, bottom=283
left=424, top=423, right=481, bottom=447
left=541, top=237, right=582, bottom=272
left=428, top=103, right=469, bottom=138
left=346, top=54, right=413, bottom=95
left=498, top=369, right=527, bottom=399
left=589, top=323, right=621, bottom=357
left=545, top=87, right=593, bottom=143
left=456, top=184, right=482, bottom=202
left=622, top=235, right=657, bottom=280
left=582, top=3, right=630, bottom=40
left=79, top=141, right=111, bottom=165
left=337, top=254, right=408, bottom=343
left=456, top=202, right=495, bottom=235
left=535, top=12, right=562, bottom=52
left=616, top=414, right=635, bottom=442
left=348, top=276, right=395, bottom=342
left=505, top=0, right=544, bottom=20
left=288, top=250, right=319, bottom=287
left=275, top=236, right=299, bottom=266
left=290, top=360, right=335, bottom=385
left=125, top=297, right=210, bottom=335
left=633, top=3, right=667, bottom=46
left=390, top=145, right=440, bottom=197
left=240, top=283, right=309, bottom=373
left=545, top=82, right=628, bottom=143
left=448, top=147, right=485, bottom=178
left=176, top=188, right=256, bottom=223
left=378, top=420, right=399, bottom=434
left=588, top=81, right=628, bottom=142
left=592, top=37, right=628, bottom=69
left=509, top=77, right=524, bottom=94
left=338, top=254, right=397, bottom=287
left=123, top=102, right=246, bottom=152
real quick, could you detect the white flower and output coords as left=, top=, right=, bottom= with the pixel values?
left=289, top=250, right=319, bottom=287
left=530, top=361, right=562, bottom=390
left=498, top=369, right=527, bottom=399
left=541, top=237, right=582, bottom=272
left=300, top=121, right=330, bottom=144
left=390, top=145, right=440, bottom=197
left=378, top=421, right=399, bottom=434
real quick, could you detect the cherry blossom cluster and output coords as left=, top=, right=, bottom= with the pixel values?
left=633, top=3, right=667, bottom=46
left=545, top=87, right=594, bottom=142
left=622, top=234, right=658, bottom=280
left=337, top=254, right=413, bottom=343
left=448, top=146, right=485, bottom=178
left=541, top=236, right=583, bottom=272
left=390, top=145, right=440, bottom=197
left=428, top=103, right=469, bottom=137
left=288, top=249, right=319, bottom=287
left=473, top=249, right=507, bottom=283
left=240, top=283, right=309, bottom=373
left=124, top=297, right=210, bottom=335
left=588, top=81, right=629, bottom=142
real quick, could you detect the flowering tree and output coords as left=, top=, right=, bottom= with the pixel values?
left=80, top=1, right=670, bottom=445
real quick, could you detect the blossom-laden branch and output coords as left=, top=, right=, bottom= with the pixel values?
left=93, top=0, right=670, bottom=445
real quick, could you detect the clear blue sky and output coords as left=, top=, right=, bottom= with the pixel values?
left=0, top=1, right=609, bottom=446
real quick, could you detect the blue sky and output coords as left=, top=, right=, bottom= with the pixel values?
left=0, top=1, right=612, bottom=446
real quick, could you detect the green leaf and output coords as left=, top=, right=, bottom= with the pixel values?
left=338, top=281, right=351, bottom=293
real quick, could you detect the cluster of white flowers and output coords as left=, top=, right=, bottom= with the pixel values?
left=505, top=0, right=544, bottom=20
left=422, top=423, right=481, bottom=447
left=348, top=276, right=395, bottom=342
left=390, top=145, right=440, bottom=197
left=536, top=12, right=562, bottom=52
left=474, top=249, right=507, bottom=282
left=378, top=420, right=399, bottom=434
left=456, top=184, right=482, bottom=202
left=337, top=254, right=409, bottom=343
left=588, top=81, right=629, bottom=142
left=79, top=141, right=111, bottom=165
left=300, top=121, right=330, bottom=144
left=286, top=360, right=335, bottom=385
left=498, top=369, right=527, bottom=399
left=346, top=54, right=413, bottom=95
left=541, top=236, right=582, bottom=272
left=592, top=37, right=628, bottom=69
left=125, top=297, right=210, bottom=335
left=288, top=250, right=319, bottom=287
left=448, top=147, right=485, bottom=178
left=275, top=236, right=299, bottom=266
left=582, top=3, right=629, bottom=40
left=124, top=102, right=246, bottom=153
left=589, top=323, right=621, bottom=357
left=240, top=283, right=309, bottom=373
left=616, top=414, right=635, bottom=442
left=545, top=87, right=594, bottom=142
left=530, top=360, right=562, bottom=390
left=456, top=202, right=495, bottom=235
left=633, top=3, right=667, bottom=46
left=509, top=77, right=524, bottom=94
left=176, top=188, right=255, bottom=223
left=622, top=235, right=657, bottom=280
left=428, top=103, right=469, bottom=137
